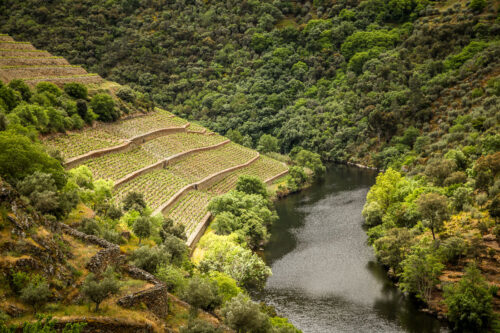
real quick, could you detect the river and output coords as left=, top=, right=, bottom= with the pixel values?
left=257, top=165, right=447, bottom=333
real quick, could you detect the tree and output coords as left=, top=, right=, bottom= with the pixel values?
left=8, top=79, right=31, bottom=101
left=64, top=83, right=88, bottom=99
left=90, top=93, right=118, bottom=122
left=444, top=264, right=494, bottom=331
left=20, top=276, right=51, bottom=313
left=374, top=228, right=414, bottom=273
left=81, top=267, right=120, bottom=311
left=182, top=276, right=222, bottom=315
left=399, top=247, right=444, bottom=302
left=133, top=216, right=151, bottom=244
left=294, top=149, right=325, bottom=177
left=130, top=245, right=171, bottom=273
left=469, top=0, right=486, bottom=12
left=417, top=193, right=449, bottom=240
left=222, top=294, right=271, bottom=333
left=0, top=131, right=65, bottom=187
left=159, top=217, right=186, bottom=241
left=122, top=191, right=147, bottom=212
left=236, top=175, right=268, bottom=198
left=257, top=134, right=279, bottom=153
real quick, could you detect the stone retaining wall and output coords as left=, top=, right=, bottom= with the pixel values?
left=114, top=140, right=231, bottom=188
left=64, top=124, right=190, bottom=168
left=186, top=212, right=212, bottom=248
left=264, top=169, right=289, bottom=184
left=152, top=153, right=260, bottom=216
left=117, top=284, right=168, bottom=318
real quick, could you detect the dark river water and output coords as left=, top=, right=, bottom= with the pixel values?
left=257, top=165, right=447, bottom=333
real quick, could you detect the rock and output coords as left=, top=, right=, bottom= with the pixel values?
left=483, top=234, right=496, bottom=242
left=117, top=284, right=168, bottom=318
left=4, top=304, right=25, bottom=317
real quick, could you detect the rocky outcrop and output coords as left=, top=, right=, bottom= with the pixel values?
left=117, top=284, right=168, bottom=319
left=52, top=317, right=156, bottom=333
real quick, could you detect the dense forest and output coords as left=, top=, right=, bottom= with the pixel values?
left=1, top=0, right=499, bottom=331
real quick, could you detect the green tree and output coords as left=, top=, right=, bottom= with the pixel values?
left=222, top=294, right=271, bottom=333
left=235, top=175, right=268, bottom=198
left=90, top=93, right=118, bottom=122
left=399, top=247, right=444, bottom=302
left=294, top=149, right=325, bottom=177
left=374, top=228, right=414, bottom=273
left=0, top=131, right=65, bottom=187
left=444, top=264, right=494, bottom=331
left=182, top=276, right=222, bottom=316
left=8, top=79, right=31, bottom=101
left=81, top=267, right=120, bottom=311
left=469, top=0, right=486, bottom=12
left=417, top=193, right=449, bottom=240
left=122, top=191, right=147, bottom=212
left=133, top=216, right=151, bottom=244
left=257, top=134, right=279, bottom=153
left=20, top=276, right=51, bottom=313
left=63, top=83, right=88, bottom=99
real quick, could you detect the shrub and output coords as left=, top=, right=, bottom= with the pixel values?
left=122, top=191, right=147, bottom=212
left=35, top=82, right=62, bottom=96
left=180, top=318, right=221, bottom=333
left=156, top=265, right=187, bottom=293
left=222, top=294, right=271, bottom=332
left=81, top=267, right=120, bottom=311
left=90, top=93, right=119, bottom=122
left=130, top=245, right=171, bottom=273
left=469, top=0, right=486, bottom=12
left=8, top=79, right=31, bottom=101
left=79, top=218, right=101, bottom=236
left=20, top=275, right=51, bottom=312
left=257, top=134, right=279, bottom=153
left=444, top=264, right=494, bottom=331
left=235, top=175, right=268, bottom=198
left=293, top=149, right=326, bottom=177
left=63, top=83, right=88, bottom=99
left=116, top=86, right=136, bottom=103
left=208, top=272, right=243, bottom=304
left=181, top=276, right=222, bottom=314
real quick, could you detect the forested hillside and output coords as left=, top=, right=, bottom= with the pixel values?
left=1, top=0, right=498, bottom=165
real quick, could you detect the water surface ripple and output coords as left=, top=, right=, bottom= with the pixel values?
left=257, top=165, right=446, bottom=333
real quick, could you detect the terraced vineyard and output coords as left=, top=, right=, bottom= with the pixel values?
left=166, top=143, right=258, bottom=183
left=142, top=132, right=226, bottom=158
left=43, top=109, right=187, bottom=160
left=168, top=191, right=213, bottom=235
left=114, top=170, right=189, bottom=210
left=83, top=147, right=159, bottom=181
left=207, top=155, right=288, bottom=195
left=44, top=130, right=124, bottom=159
left=0, top=36, right=102, bottom=86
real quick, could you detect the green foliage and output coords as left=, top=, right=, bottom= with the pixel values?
left=0, top=316, right=86, bottom=333
left=130, top=245, right=171, bottom=273
left=132, top=216, right=151, bottom=244
left=286, top=166, right=307, bottom=192
left=341, top=29, right=400, bottom=59
left=0, top=131, right=65, bottom=187
left=416, top=192, right=449, bottom=240
left=180, top=318, right=221, bottom=333
left=373, top=228, right=414, bottom=273
left=90, top=93, right=118, bottom=122
left=63, top=83, right=88, bottom=100
left=444, top=264, right=494, bottom=331
left=122, top=191, right=147, bottom=212
left=81, top=267, right=120, bottom=311
left=293, top=149, right=325, bottom=178
left=20, top=275, right=51, bottom=313
left=235, top=175, right=268, bottom=198
left=469, top=0, right=486, bottom=12
left=270, top=317, right=302, bottom=333
left=156, top=265, right=187, bottom=293
left=36, top=82, right=62, bottom=97
left=8, top=79, right=31, bottom=101
left=399, top=245, right=444, bottom=302
left=443, top=41, right=489, bottom=70
left=181, top=276, right=222, bottom=314
left=198, top=233, right=271, bottom=290
left=257, top=134, right=279, bottom=153
left=208, top=271, right=243, bottom=304
left=222, top=294, right=271, bottom=333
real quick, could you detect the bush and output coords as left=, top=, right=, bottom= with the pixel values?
left=208, top=272, right=243, bottom=304
left=35, top=82, right=62, bottom=96
left=222, top=294, right=271, bottom=332
left=20, top=275, right=51, bottom=312
left=156, top=265, right=187, bottom=293
left=130, top=245, right=171, bottom=273
left=469, top=0, right=486, bottom=12
left=116, top=86, right=136, bottom=103
left=257, top=134, right=279, bottom=153
left=122, top=191, right=147, bottom=212
left=444, top=264, right=494, bottom=331
left=90, top=93, right=119, bottom=122
left=235, top=175, right=268, bottom=198
left=180, top=318, right=221, bottom=333
left=81, top=267, right=120, bottom=311
left=63, top=82, right=88, bottom=99
left=79, top=218, right=101, bottom=236
left=181, top=276, right=222, bottom=314
left=8, top=79, right=31, bottom=101
left=293, top=149, right=325, bottom=177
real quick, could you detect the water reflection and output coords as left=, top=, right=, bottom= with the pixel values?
left=257, top=165, right=446, bottom=333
